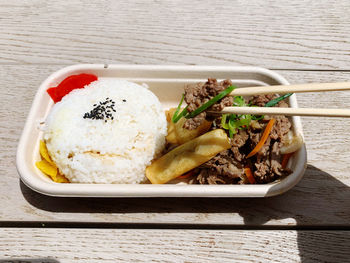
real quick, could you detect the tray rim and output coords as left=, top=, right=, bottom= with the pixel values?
left=16, top=64, right=307, bottom=197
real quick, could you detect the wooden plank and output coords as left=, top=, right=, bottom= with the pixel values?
left=0, top=228, right=349, bottom=263
left=0, top=65, right=350, bottom=225
left=0, top=0, right=350, bottom=69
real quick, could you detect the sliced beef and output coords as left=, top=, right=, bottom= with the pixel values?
left=190, top=169, right=235, bottom=185
left=270, top=141, right=283, bottom=176
left=184, top=78, right=233, bottom=130
left=190, top=130, right=248, bottom=185
left=183, top=112, right=206, bottom=130
left=246, top=94, right=292, bottom=183
left=188, top=91, right=293, bottom=185
left=270, top=115, right=291, bottom=141
left=250, top=94, right=291, bottom=141
left=190, top=167, right=241, bottom=185
left=201, top=149, right=244, bottom=177
left=249, top=94, right=277, bottom=107
left=231, top=129, right=249, bottom=148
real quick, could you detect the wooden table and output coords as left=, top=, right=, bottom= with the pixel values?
left=1, top=1, right=349, bottom=262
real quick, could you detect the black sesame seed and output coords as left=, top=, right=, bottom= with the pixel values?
left=83, top=98, right=117, bottom=121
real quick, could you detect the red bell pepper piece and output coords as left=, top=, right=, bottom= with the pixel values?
left=47, top=73, right=98, bottom=103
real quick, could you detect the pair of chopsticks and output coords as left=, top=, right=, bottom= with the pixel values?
left=209, top=82, right=350, bottom=117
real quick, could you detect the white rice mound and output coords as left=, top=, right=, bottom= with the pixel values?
left=44, top=78, right=167, bottom=184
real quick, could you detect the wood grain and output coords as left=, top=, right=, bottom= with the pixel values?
left=0, top=65, right=349, bottom=225
left=0, top=228, right=349, bottom=263
left=0, top=0, right=349, bottom=69
left=1, top=2, right=350, bottom=260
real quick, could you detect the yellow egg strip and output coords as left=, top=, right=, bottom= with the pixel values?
left=39, top=140, right=54, bottom=165
left=36, top=140, right=69, bottom=183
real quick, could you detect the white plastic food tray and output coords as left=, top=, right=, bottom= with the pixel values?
left=17, top=64, right=307, bottom=197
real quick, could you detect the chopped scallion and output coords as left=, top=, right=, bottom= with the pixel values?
left=172, top=94, right=188, bottom=123
left=228, top=114, right=237, bottom=138
left=173, top=107, right=188, bottom=123
left=251, top=115, right=264, bottom=121
left=233, top=96, right=246, bottom=107
left=221, top=114, right=229, bottom=129
left=264, top=93, right=293, bottom=107
left=186, top=85, right=236, bottom=119
left=237, top=115, right=251, bottom=127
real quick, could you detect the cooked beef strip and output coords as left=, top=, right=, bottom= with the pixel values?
left=190, top=130, right=248, bottom=184
left=231, top=129, right=249, bottom=148
left=183, top=78, right=233, bottom=130
left=190, top=93, right=292, bottom=185
left=249, top=94, right=277, bottom=107
left=270, top=141, right=283, bottom=176
left=190, top=168, right=241, bottom=185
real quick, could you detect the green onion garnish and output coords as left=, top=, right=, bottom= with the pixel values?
left=233, top=96, right=246, bottom=107
left=220, top=95, right=256, bottom=137
left=173, top=106, right=188, bottom=123
left=172, top=94, right=188, bottom=123
left=221, top=114, right=229, bottom=129
left=265, top=93, right=293, bottom=107
left=238, top=114, right=251, bottom=127
left=185, top=85, right=236, bottom=119
left=228, top=114, right=237, bottom=138
left=251, top=115, right=264, bottom=121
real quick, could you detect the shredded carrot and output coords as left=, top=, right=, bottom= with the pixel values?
left=281, top=152, right=293, bottom=169
left=244, top=167, right=256, bottom=184
left=246, top=118, right=275, bottom=158
left=177, top=170, right=195, bottom=179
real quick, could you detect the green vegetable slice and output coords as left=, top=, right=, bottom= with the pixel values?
left=233, top=96, right=246, bottom=107
left=185, top=85, right=236, bottom=119
left=228, top=114, right=237, bottom=138
left=173, top=107, right=188, bottom=123
left=238, top=114, right=251, bottom=127
left=251, top=115, right=264, bottom=121
left=221, top=114, right=229, bottom=129
left=172, top=94, right=188, bottom=123
left=220, top=91, right=292, bottom=138
left=221, top=95, right=256, bottom=137
left=265, top=93, right=293, bottom=107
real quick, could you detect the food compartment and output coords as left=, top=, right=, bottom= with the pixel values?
left=17, top=64, right=307, bottom=197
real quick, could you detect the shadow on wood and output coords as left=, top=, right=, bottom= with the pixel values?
left=20, top=165, right=349, bottom=224
left=20, top=165, right=350, bottom=262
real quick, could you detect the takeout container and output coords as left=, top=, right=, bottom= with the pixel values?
left=17, top=64, right=307, bottom=197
